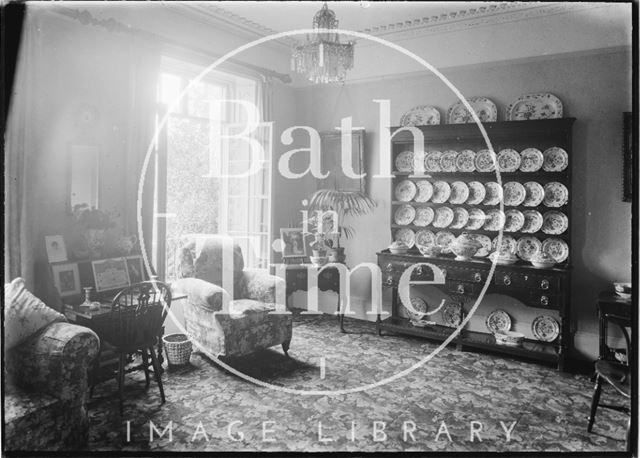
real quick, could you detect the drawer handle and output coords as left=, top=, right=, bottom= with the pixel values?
left=474, top=272, right=482, bottom=283
left=540, top=295, right=549, bottom=306
left=540, top=279, right=549, bottom=290
left=457, top=283, right=465, bottom=294
left=385, top=263, right=394, bottom=272
left=441, top=268, right=447, bottom=278
left=503, top=275, right=511, bottom=286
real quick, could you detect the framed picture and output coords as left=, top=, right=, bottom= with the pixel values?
left=318, top=129, right=365, bottom=193
left=280, top=228, right=307, bottom=258
left=51, top=262, right=81, bottom=298
left=125, top=255, right=145, bottom=284
left=623, top=112, right=632, bottom=202
left=92, top=258, right=130, bottom=292
left=45, top=235, right=68, bottom=263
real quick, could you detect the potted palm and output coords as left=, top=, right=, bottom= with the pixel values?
left=307, top=189, right=376, bottom=263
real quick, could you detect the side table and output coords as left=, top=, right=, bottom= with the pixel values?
left=597, top=291, right=631, bottom=362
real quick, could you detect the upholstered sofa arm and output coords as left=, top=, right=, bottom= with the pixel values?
left=5, top=322, right=99, bottom=403
left=172, top=277, right=230, bottom=312
left=243, top=269, right=286, bottom=305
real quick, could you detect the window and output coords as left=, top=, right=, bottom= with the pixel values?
left=156, top=56, right=271, bottom=280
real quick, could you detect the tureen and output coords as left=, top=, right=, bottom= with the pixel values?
left=450, top=232, right=482, bottom=260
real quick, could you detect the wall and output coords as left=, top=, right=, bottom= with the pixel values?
left=295, top=49, right=632, bottom=360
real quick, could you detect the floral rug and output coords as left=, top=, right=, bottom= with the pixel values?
left=87, top=313, right=629, bottom=453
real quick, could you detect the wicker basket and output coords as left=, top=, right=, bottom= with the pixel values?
left=162, top=333, right=192, bottom=365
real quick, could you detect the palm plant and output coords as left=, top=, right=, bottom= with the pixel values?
left=307, top=189, right=376, bottom=250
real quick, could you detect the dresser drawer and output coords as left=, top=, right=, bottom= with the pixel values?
left=493, top=271, right=561, bottom=291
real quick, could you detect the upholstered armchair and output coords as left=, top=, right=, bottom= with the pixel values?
left=172, top=235, right=292, bottom=358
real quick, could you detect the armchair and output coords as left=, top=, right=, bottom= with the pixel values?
left=172, top=235, right=292, bottom=358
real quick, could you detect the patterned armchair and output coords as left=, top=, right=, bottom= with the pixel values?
left=172, top=235, right=292, bottom=358
left=4, top=322, right=100, bottom=451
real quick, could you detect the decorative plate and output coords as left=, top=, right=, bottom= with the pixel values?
left=523, top=181, right=545, bottom=207
left=447, top=97, right=498, bottom=124
left=542, top=237, right=569, bottom=263
left=456, top=150, right=476, bottom=172
left=404, top=296, right=428, bottom=321
left=414, top=207, right=435, bottom=227
left=431, top=181, right=451, bottom=204
left=486, top=309, right=512, bottom=334
left=415, top=229, right=436, bottom=247
left=506, top=93, right=563, bottom=121
left=440, top=150, right=458, bottom=172
left=522, top=210, right=544, bottom=233
left=414, top=180, right=434, bottom=202
left=532, top=315, right=560, bottom=342
left=394, top=204, right=416, bottom=226
left=519, top=148, right=544, bottom=172
left=492, top=235, right=517, bottom=255
left=503, top=182, right=526, bottom=206
left=435, top=231, right=455, bottom=253
left=394, top=228, right=415, bottom=248
left=543, top=182, right=569, bottom=208
left=450, top=207, right=470, bottom=229
left=395, top=150, right=414, bottom=173
left=542, top=211, right=569, bottom=235
left=395, top=179, right=417, bottom=202
left=497, top=149, right=521, bottom=172
left=475, top=234, right=492, bottom=257
left=441, top=302, right=462, bottom=327
left=433, top=206, right=455, bottom=228
left=516, top=236, right=542, bottom=261
left=483, top=182, right=503, bottom=206
left=424, top=151, right=443, bottom=173
left=542, top=147, right=569, bottom=172
left=484, top=209, right=505, bottom=231
left=475, top=149, right=496, bottom=172
left=466, top=181, right=486, bottom=205
left=400, top=105, right=441, bottom=126
left=449, top=181, right=470, bottom=204
left=466, top=208, right=486, bottom=230
left=504, top=209, right=525, bottom=232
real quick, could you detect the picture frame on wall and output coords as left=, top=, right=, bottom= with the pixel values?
left=280, top=228, right=307, bottom=258
left=623, top=112, right=632, bottom=202
left=45, top=235, right=68, bottom=263
left=92, top=258, right=130, bottom=292
left=125, top=255, right=145, bottom=284
left=51, top=262, right=81, bottom=298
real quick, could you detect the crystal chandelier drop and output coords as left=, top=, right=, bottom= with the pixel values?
left=291, top=2, right=355, bottom=84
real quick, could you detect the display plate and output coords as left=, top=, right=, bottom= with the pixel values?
left=400, top=105, right=441, bottom=126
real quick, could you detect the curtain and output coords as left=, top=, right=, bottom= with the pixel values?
left=4, top=9, right=42, bottom=290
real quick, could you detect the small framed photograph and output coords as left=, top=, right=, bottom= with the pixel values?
left=45, top=235, right=68, bottom=263
left=125, top=255, right=145, bottom=284
left=92, top=258, right=130, bottom=292
left=51, top=262, right=81, bottom=298
left=280, top=228, right=307, bottom=258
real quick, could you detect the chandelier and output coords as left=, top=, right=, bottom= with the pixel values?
left=291, top=2, right=355, bottom=84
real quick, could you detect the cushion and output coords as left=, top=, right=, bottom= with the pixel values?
left=4, top=278, right=67, bottom=349
left=227, top=299, right=277, bottom=319
left=172, top=278, right=229, bottom=312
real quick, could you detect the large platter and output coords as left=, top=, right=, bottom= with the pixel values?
left=543, top=182, right=569, bottom=207
left=432, top=181, right=452, bottom=204
left=395, top=179, right=417, bottom=202
left=523, top=181, right=545, bottom=207
left=456, top=150, right=476, bottom=172
left=542, top=211, right=569, bottom=235
left=415, top=229, right=436, bottom=247
left=441, top=302, right=462, bottom=327
left=394, top=228, right=415, bottom=248
left=424, top=151, right=443, bottom=173
left=448, top=97, right=498, bottom=124
left=475, top=149, right=496, bottom=172
left=506, top=93, right=563, bottom=121
left=542, top=147, right=569, bottom=172
left=394, top=204, right=416, bottom=226
left=542, top=237, right=569, bottom=263
left=450, top=207, right=469, bottom=230
left=516, top=236, right=542, bottom=261
left=433, top=206, right=454, bottom=229
left=466, top=181, right=486, bottom=205
left=414, top=180, right=434, bottom=202
left=440, top=150, right=458, bottom=172
left=395, top=150, right=414, bottom=172
left=503, top=182, right=526, bottom=206
left=520, top=148, right=544, bottom=172
left=400, top=105, right=441, bottom=126
left=414, top=207, right=435, bottom=227
left=486, top=309, right=512, bottom=334
left=466, top=208, right=486, bottom=230
left=497, top=149, right=521, bottom=172
left=532, top=315, right=560, bottom=342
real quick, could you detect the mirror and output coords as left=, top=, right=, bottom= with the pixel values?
left=318, top=129, right=365, bottom=193
left=69, top=144, right=99, bottom=209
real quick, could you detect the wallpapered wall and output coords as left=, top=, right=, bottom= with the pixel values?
left=295, top=50, right=632, bottom=360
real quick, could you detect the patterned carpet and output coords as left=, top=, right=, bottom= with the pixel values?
left=87, top=313, right=629, bottom=453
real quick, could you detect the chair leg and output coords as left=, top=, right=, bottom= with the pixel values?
left=587, top=375, right=603, bottom=432
left=117, top=353, right=127, bottom=416
left=141, top=349, right=151, bottom=389
left=282, top=339, right=291, bottom=357
left=148, top=346, right=166, bottom=404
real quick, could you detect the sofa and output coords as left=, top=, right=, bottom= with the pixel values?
left=4, top=278, right=100, bottom=451
left=172, top=235, right=293, bottom=358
